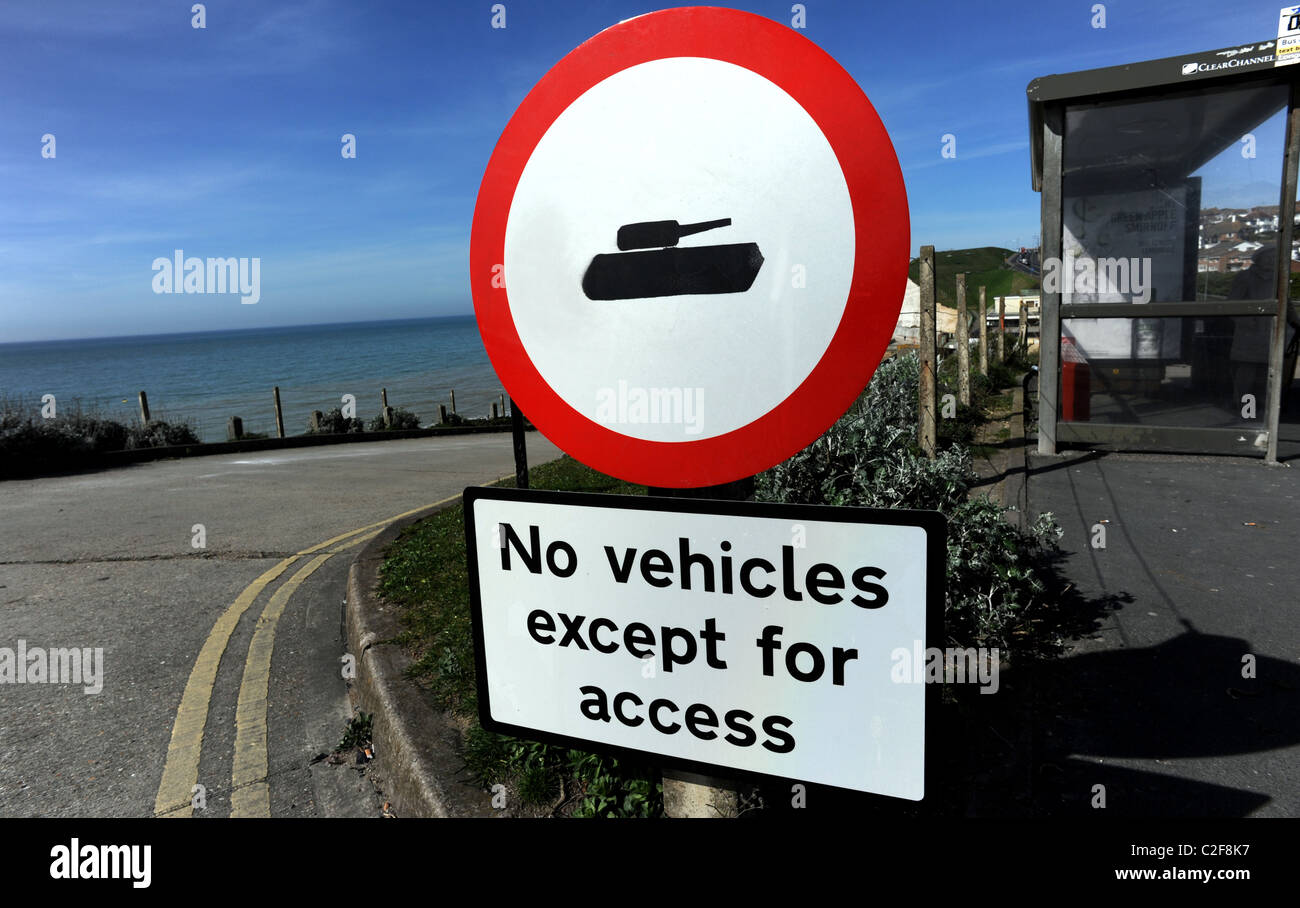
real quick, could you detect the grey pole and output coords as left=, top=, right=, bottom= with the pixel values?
left=273, top=386, right=285, bottom=439
left=510, top=398, right=528, bottom=489
left=1267, top=84, right=1300, bottom=464
left=646, top=479, right=754, bottom=817
left=1038, top=104, right=1064, bottom=456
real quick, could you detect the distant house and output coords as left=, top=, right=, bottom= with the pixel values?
left=892, top=278, right=959, bottom=343
left=1198, top=243, right=1255, bottom=272
left=983, top=294, right=1039, bottom=327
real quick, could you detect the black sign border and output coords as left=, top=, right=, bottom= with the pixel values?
left=463, top=485, right=946, bottom=806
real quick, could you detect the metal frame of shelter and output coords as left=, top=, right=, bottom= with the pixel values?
left=1028, top=40, right=1300, bottom=461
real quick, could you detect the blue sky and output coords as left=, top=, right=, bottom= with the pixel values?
left=0, top=0, right=1289, bottom=342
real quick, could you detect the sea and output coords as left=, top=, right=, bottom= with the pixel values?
left=0, top=316, right=510, bottom=443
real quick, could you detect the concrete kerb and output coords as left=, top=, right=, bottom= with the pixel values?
left=345, top=496, right=497, bottom=819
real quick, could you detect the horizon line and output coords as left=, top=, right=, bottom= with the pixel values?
left=1, top=311, right=479, bottom=347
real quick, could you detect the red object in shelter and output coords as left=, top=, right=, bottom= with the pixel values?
left=1060, top=338, right=1091, bottom=422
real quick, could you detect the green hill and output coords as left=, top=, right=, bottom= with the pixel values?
left=907, top=246, right=1040, bottom=312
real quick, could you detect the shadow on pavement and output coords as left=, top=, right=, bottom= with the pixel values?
left=752, top=585, right=1297, bottom=817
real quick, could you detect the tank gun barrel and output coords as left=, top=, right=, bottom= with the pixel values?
left=616, top=218, right=732, bottom=250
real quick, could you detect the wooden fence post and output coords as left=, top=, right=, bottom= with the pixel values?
left=956, top=273, right=970, bottom=407
left=919, top=246, right=937, bottom=459
left=997, top=296, right=1006, bottom=363
left=978, top=286, right=989, bottom=376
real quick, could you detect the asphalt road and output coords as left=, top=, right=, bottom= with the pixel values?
left=0, top=431, right=562, bottom=818
left=1024, top=452, right=1300, bottom=816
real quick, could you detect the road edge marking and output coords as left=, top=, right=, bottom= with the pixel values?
left=153, top=555, right=299, bottom=817
left=154, top=495, right=462, bottom=817
left=228, top=552, right=334, bottom=817
left=229, top=528, right=386, bottom=817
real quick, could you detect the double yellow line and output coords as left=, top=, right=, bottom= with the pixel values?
left=154, top=495, right=460, bottom=818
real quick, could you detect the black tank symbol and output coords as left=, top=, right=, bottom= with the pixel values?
left=581, top=218, right=764, bottom=300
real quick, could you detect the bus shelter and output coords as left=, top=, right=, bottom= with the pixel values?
left=1028, top=41, right=1300, bottom=460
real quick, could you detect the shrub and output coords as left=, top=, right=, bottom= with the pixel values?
left=366, top=407, right=421, bottom=432
left=307, top=407, right=365, bottom=434
left=460, top=727, right=663, bottom=817
left=125, top=419, right=199, bottom=449
left=437, top=410, right=510, bottom=428
left=0, top=399, right=199, bottom=475
left=757, top=352, right=1062, bottom=650
left=944, top=500, right=1061, bottom=648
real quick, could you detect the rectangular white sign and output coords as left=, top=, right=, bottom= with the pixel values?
left=464, top=487, right=943, bottom=800
left=1278, top=6, right=1300, bottom=66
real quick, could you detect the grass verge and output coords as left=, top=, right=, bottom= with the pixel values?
left=378, top=454, right=664, bottom=817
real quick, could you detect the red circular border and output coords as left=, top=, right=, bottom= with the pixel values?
left=471, top=6, right=909, bottom=488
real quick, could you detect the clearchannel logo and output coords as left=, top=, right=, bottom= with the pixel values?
left=1181, top=54, right=1274, bottom=75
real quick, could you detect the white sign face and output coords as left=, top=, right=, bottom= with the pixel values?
left=503, top=57, right=856, bottom=443
left=472, top=7, right=909, bottom=488
left=465, top=488, right=943, bottom=800
left=1278, top=6, right=1300, bottom=67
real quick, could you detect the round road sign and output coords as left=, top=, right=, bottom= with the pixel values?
left=471, top=6, right=909, bottom=488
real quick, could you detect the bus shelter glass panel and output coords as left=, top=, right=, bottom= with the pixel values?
left=1059, top=80, right=1290, bottom=434
left=1062, top=81, right=1288, bottom=307
left=1060, top=316, right=1274, bottom=428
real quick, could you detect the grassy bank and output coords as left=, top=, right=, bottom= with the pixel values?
left=907, top=246, right=1039, bottom=311
left=378, top=456, right=661, bottom=817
